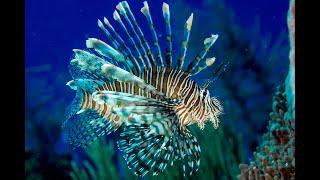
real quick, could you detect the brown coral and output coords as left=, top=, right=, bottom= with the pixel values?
left=237, top=85, right=295, bottom=180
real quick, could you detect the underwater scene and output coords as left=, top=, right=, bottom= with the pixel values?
left=25, top=0, right=295, bottom=179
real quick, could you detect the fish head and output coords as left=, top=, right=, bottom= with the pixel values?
left=197, top=88, right=223, bottom=129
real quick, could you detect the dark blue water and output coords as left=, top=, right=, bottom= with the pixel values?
left=26, top=0, right=289, bottom=179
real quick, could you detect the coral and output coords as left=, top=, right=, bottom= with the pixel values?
left=285, top=0, right=295, bottom=121
left=237, top=85, right=295, bottom=179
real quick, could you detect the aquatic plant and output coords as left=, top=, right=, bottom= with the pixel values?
left=237, top=0, right=295, bottom=179
left=69, top=138, right=120, bottom=180
left=68, top=123, right=245, bottom=180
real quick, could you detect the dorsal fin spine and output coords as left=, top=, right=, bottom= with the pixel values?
left=103, top=17, right=142, bottom=73
left=177, top=13, right=193, bottom=70
left=121, top=1, right=156, bottom=67
left=116, top=3, right=152, bottom=68
left=141, top=1, right=164, bottom=67
left=85, top=37, right=133, bottom=72
left=113, top=10, right=147, bottom=69
left=98, top=19, right=134, bottom=72
left=190, top=57, right=216, bottom=76
left=162, top=3, right=172, bottom=68
left=186, top=34, right=218, bottom=73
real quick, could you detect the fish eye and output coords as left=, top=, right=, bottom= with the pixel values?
left=202, top=89, right=209, bottom=97
left=203, top=90, right=207, bottom=97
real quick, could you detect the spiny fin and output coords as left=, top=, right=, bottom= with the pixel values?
left=113, top=10, right=148, bottom=68
left=100, top=65, right=166, bottom=98
left=65, top=89, right=85, bottom=120
left=186, top=34, right=218, bottom=73
left=66, top=79, right=104, bottom=94
left=68, top=49, right=110, bottom=82
left=86, top=38, right=134, bottom=70
left=177, top=13, right=193, bottom=69
left=102, top=17, right=142, bottom=73
left=116, top=1, right=154, bottom=68
left=190, top=57, right=216, bottom=76
left=162, top=2, right=172, bottom=68
left=140, top=1, right=164, bottom=66
left=178, top=128, right=201, bottom=176
left=62, top=109, right=118, bottom=149
left=92, top=91, right=177, bottom=108
left=117, top=115, right=178, bottom=176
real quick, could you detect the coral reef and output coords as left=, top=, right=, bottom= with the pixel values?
left=237, top=0, right=295, bottom=179
left=237, top=85, right=295, bottom=180
left=285, top=0, right=295, bottom=121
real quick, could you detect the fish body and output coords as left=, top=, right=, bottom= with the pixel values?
left=63, top=1, right=223, bottom=177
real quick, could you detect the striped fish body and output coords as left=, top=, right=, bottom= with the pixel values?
left=64, top=0, right=225, bottom=177
left=89, top=66, right=221, bottom=128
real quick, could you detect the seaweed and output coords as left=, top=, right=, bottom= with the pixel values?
left=68, top=123, right=245, bottom=180
left=69, top=138, right=120, bottom=180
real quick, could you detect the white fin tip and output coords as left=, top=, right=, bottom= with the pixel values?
left=186, top=13, right=194, bottom=30
left=76, top=109, right=85, bottom=114
left=72, top=49, right=82, bottom=53
left=162, top=2, right=169, bottom=13
left=116, top=3, right=125, bottom=13
left=204, top=34, right=219, bottom=45
left=140, top=1, right=149, bottom=14
left=86, top=38, right=98, bottom=48
left=206, top=57, right=216, bottom=66
left=103, top=17, right=111, bottom=26
left=66, top=80, right=77, bottom=90
left=97, top=19, right=104, bottom=28
left=113, top=10, right=121, bottom=21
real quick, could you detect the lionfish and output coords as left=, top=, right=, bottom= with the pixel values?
left=63, top=1, right=225, bottom=177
